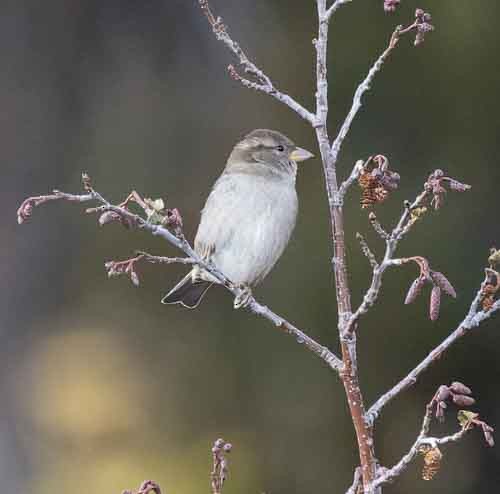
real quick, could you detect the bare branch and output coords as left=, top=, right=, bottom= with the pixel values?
left=347, top=168, right=469, bottom=333
left=18, top=184, right=343, bottom=373
left=326, top=0, right=352, bottom=21
left=371, top=417, right=469, bottom=490
left=356, top=233, right=379, bottom=269
left=368, top=277, right=500, bottom=423
left=370, top=384, right=490, bottom=491
left=338, top=159, right=365, bottom=200
left=198, top=0, right=316, bottom=124
left=330, top=7, right=436, bottom=164
left=330, top=27, right=401, bottom=163
left=345, top=467, right=362, bottom=494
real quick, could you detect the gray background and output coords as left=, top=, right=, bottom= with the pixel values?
left=1, top=1, right=499, bottom=493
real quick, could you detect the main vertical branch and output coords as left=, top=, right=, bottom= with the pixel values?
left=314, top=1, right=376, bottom=490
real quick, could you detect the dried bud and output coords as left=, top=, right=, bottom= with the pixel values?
left=81, top=172, right=92, bottom=191
left=214, top=438, right=225, bottom=449
left=17, top=199, right=34, bottom=224
left=384, top=0, right=401, bottom=12
left=435, top=385, right=451, bottom=403
left=450, top=382, right=472, bottom=395
left=405, top=277, right=426, bottom=304
left=421, top=446, right=443, bottom=480
left=482, top=423, right=495, bottom=447
left=430, top=271, right=457, bottom=298
left=163, top=208, right=184, bottom=230
left=137, top=480, right=162, bottom=494
left=98, top=211, right=121, bottom=226
left=488, top=248, right=500, bottom=268
left=429, top=285, right=441, bottom=321
left=358, top=155, right=399, bottom=209
left=452, top=394, right=476, bottom=407
left=447, top=179, right=471, bottom=192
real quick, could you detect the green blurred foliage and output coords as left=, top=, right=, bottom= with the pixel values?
left=1, top=1, right=500, bottom=493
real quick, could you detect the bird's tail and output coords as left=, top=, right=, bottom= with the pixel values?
left=161, top=271, right=213, bottom=309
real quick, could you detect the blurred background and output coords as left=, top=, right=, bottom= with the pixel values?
left=1, top=0, right=499, bottom=492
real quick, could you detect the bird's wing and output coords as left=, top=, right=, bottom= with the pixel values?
left=194, top=173, right=238, bottom=260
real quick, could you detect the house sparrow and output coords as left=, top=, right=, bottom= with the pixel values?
left=162, top=129, right=313, bottom=309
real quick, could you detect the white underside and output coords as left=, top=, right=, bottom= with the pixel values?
left=194, top=170, right=298, bottom=286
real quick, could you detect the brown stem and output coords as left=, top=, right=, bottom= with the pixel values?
left=315, top=1, right=376, bottom=490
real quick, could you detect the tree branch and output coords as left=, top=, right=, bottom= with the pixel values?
left=345, top=467, right=362, bottom=494
left=198, top=0, right=316, bottom=124
left=368, top=280, right=500, bottom=423
left=370, top=384, right=493, bottom=491
left=326, top=0, right=352, bottom=21
left=17, top=183, right=343, bottom=373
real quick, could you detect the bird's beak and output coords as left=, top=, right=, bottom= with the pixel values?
left=289, top=147, right=314, bottom=162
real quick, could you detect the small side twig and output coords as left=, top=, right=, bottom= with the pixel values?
left=325, top=0, right=352, bottom=21
left=330, top=10, right=434, bottom=164
left=356, top=233, right=378, bottom=269
left=198, top=0, right=315, bottom=124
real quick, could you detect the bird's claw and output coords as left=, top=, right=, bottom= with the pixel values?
left=233, top=285, right=253, bottom=309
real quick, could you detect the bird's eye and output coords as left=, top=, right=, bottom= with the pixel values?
left=276, top=145, right=285, bottom=152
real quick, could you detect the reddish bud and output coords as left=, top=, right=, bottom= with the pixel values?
left=452, top=395, right=476, bottom=407
left=17, top=199, right=34, bottom=224
left=384, top=0, right=401, bottom=12
left=450, top=382, right=472, bottom=395
left=447, top=179, right=471, bottom=192
left=435, top=385, right=451, bottom=403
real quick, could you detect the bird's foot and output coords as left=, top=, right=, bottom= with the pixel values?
left=233, top=284, right=253, bottom=309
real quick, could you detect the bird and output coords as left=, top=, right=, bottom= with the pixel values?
left=161, top=129, right=314, bottom=309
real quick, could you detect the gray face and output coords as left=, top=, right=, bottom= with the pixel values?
left=227, top=129, right=313, bottom=175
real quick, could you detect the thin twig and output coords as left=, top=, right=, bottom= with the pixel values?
left=345, top=185, right=431, bottom=334
left=198, top=0, right=315, bottom=124
left=370, top=401, right=471, bottom=491
left=356, top=233, right=379, bottom=269
left=18, top=187, right=343, bottom=373
left=326, top=0, right=353, bottom=21
left=367, top=280, right=500, bottom=423
left=338, top=159, right=365, bottom=201
left=345, top=467, right=362, bottom=494
left=330, top=27, right=402, bottom=164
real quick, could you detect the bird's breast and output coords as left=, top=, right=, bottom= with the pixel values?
left=195, top=172, right=298, bottom=286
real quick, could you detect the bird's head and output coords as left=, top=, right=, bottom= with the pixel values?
left=226, top=129, right=314, bottom=177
